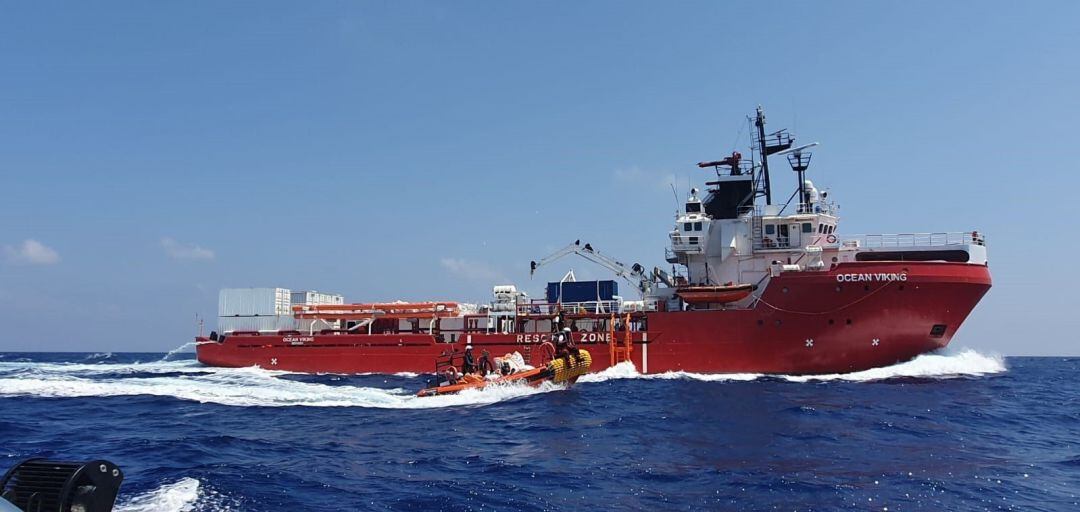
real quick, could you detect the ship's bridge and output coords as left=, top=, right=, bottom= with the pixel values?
left=669, top=189, right=711, bottom=254
left=748, top=199, right=838, bottom=251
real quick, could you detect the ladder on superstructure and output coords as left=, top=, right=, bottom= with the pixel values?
left=608, top=313, right=633, bottom=367
left=751, top=215, right=764, bottom=250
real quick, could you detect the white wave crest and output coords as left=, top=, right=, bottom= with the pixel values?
left=576, top=362, right=640, bottom=382
left=0, top=359, right=563, bottom=409
left=781, top=348, right=1006, bottom=383
left=580, top=348, right=1004, bottom=384
left=579, top=362, right=761, bottom=383
left=0, top=349, right=1005, bottom=408
left=115, top=477, right=201, bottom=512
left=0, top=359, right=214, bottom=376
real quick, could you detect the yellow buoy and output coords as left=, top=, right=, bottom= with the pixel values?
left=547, top=349, right=592, bottom=384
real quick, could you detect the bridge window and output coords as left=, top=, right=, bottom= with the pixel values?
left=684, top=222, right=692, bottom=231
left=802, top=223, right=813, bottom=233
left=694, top=222, right=702, bottom=231
left=765, top=225, right=775, bottom=235
left=686, top=202, right=701, bottom=213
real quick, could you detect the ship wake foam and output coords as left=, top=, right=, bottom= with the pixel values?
left=114, top=477, right=202, bottom=512
left=114, top=476, right=242, bottom=512
left=579, top=362, right=762, bottom=383
left=0, top=359, right=564, bottom=409
left=579, top=348, right=1005, bottom=384
left=781, top=348, right=1006, bottom=382
left=0, top=349, right=1004, bottom=408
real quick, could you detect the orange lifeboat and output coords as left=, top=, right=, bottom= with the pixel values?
left=676, top=283, right=755, bottom=304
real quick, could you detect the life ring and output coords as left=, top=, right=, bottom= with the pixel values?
left=826, top=234, right=837, bottom=244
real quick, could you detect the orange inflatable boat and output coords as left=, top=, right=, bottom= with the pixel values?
left=417, top=349, right=592, bottom=397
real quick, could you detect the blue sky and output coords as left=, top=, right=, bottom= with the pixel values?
left=1, top=2, right=1076, bottom=354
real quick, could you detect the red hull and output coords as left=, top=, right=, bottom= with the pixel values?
left=196, top=261, right=990, bottom=375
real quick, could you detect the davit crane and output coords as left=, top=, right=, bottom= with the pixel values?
left=529, top=240, right=665, bottom=297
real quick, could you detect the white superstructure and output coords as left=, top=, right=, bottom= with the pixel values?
left=660, top=107, right=986, bottom=310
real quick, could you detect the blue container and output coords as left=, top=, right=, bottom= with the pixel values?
left=546, top=280, right=618, bottom=303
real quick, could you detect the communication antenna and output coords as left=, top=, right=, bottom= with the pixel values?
left=776, top=142, right=819, bottom=213
left=670, top=182, right=679, bottom=214
left=752, top=106, right=794, bottom=204
left=730, top=118, right=746, bottom=153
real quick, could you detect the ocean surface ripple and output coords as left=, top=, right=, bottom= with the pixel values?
left=1, top=350, right=1076, bottom=511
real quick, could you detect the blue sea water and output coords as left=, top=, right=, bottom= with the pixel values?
left=0, top=350, right=1076, bottom=511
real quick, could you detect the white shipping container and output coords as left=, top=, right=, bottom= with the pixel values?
left=290, top=290, right=345, bottom=306
left=217, top=315, right=297, bottom=333
left=219, top=288, right=292, bottom=317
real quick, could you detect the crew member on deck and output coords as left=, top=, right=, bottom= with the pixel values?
left=555, top=327, right=580, bottom=365
left=478, top=349, right=494, bottom=375
left=443, top=368, right=459, bottom=386
left=462, top=345, right=476, bottom=374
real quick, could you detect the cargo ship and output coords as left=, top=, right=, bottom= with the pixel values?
left=196, top=107, right=991, bottom=375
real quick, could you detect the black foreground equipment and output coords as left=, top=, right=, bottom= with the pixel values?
left=0, top=459, right=122, bottom=512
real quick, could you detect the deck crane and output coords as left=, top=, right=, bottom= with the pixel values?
left=529, top=240, right=655, bottom=296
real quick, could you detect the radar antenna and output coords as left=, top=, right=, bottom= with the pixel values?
left=777, top=142, right=819, bottom=213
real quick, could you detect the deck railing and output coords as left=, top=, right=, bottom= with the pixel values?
left=515, top=299, right=660, bottom=316
left=840, top=232, right=986, bottom=248
left=669, top=235, right=705, bottom=254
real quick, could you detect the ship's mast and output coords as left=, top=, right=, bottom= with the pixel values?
left=754, top=106, right=773, bottom=204
left=789, top=150, right=811, bottom=212
left=752, top=105, right=794, bottom=205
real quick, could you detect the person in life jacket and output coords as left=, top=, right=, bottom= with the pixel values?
left=555, top=327, right=580, bottom=364
left=462, top=345, right=476, bottom=374
left=477, top=349, right=495, bottom=375
left=442, top=367, right=459, bottom=386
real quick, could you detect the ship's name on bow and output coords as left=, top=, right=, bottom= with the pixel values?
left=835, top=272, right=907, bottom=283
